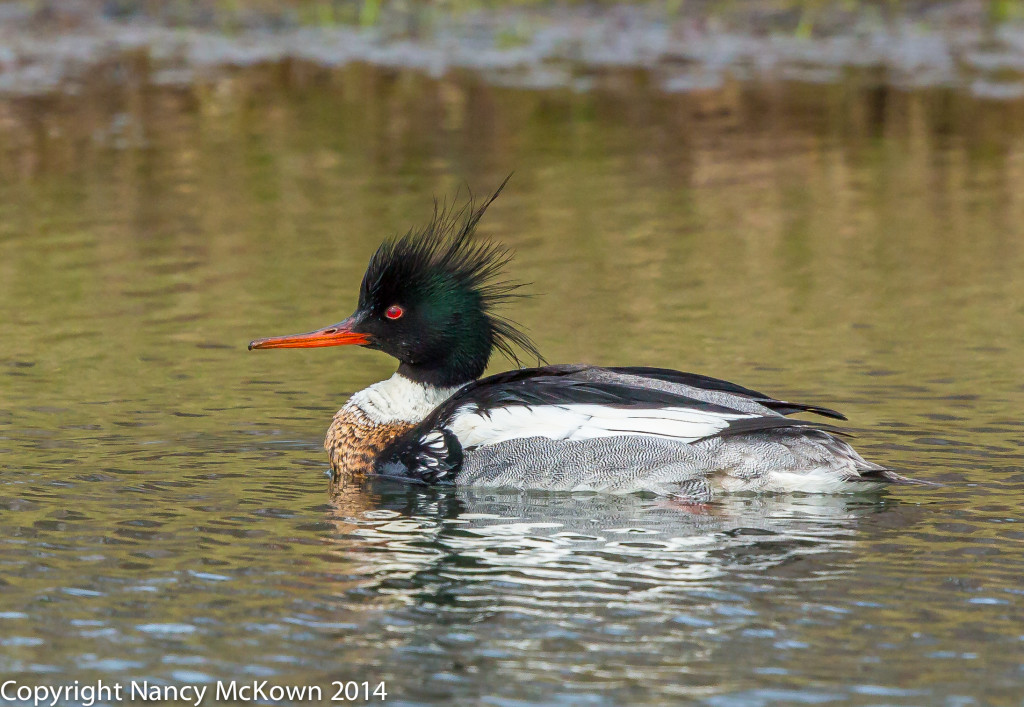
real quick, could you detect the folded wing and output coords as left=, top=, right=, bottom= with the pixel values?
left=376, top=365, right=848, bottom=484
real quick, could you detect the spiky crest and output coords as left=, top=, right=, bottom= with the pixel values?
left=359, top=177, right=543, bottom=372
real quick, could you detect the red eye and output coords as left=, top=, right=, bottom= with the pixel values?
left=385, top=305, right=404, bottom=320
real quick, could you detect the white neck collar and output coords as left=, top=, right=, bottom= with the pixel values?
left=344, top=373, right=462, bottom=424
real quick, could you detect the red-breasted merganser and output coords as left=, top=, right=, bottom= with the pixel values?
left=249, top=185, right=924, bottom=501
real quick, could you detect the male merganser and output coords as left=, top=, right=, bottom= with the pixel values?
left=249, top=185, right=923, bottom=501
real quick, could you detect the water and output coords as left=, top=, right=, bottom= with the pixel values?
left=1, top=60, right=1023, bottom=705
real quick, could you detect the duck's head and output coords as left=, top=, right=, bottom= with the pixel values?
left=248, top=182, right=541, bottom=388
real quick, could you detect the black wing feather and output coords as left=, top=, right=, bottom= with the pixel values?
left=707, top=416, right=852, bottom=441
left=607, top=366, right=848, bottom=421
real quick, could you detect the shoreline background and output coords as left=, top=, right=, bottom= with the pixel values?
left=1, top=1, right=1023, bottom=99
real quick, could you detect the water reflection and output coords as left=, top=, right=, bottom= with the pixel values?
left=326, top=486, right=896, bottom=592
left=2, top=57, right=1024, bottom=705
left=316, top=486, right=931, bottom=702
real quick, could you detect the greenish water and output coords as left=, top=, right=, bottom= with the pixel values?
left=1, top=62, right=1024, bottom=705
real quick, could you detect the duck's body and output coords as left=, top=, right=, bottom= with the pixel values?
left=334, top=365, right=911, bottom=501
left=250, top=184, right=923, bottom=500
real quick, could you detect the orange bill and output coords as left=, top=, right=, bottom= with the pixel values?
left=248, top=319, right=369, bottom=350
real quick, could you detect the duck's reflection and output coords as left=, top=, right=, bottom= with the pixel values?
left=316, top=484, right=927, bottom=700
left=323, top=483, right=903, bottom=600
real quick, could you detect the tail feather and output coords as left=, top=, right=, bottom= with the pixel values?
left=856, top=466, right=939, bottom=486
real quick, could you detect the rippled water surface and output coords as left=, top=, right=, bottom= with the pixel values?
left=2, top=61, right=1024, bottom=705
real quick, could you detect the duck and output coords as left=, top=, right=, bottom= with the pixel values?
left=248, top=184, right=924, bottom=501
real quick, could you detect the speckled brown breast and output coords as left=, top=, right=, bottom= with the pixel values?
left=324, top=408, right=414, bottom=483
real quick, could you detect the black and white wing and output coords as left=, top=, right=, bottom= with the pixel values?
left=602, top=366, right=847, bottom=420
left=376, top=365, right=847, bottom=484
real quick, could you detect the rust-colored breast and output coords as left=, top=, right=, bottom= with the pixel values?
left=324, top=408, right=413, bottom=483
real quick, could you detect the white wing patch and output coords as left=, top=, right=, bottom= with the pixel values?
left=447, top=403, right=751, bottom=449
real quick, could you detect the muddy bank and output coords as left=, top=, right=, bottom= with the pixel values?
left=1, top=1, right=1023, bottom=98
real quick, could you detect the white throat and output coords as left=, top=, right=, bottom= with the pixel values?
left=344, top=373, right=462, bottom=425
